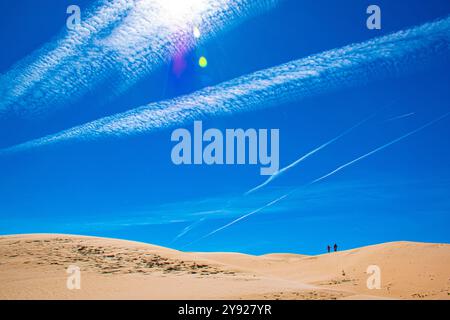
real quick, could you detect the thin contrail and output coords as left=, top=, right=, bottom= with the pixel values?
left=186, top=193, right=291, bottom=246
left=180, top=105, right=392, bottom=240
left=0, top=0, right=279, bottom=118
left=170, top=217, right=206, bottom=244
left=189, top=111, right=450, bottom=244
left=1, top=16, right=449, bottom=155
left=245, top=112, right=379, bottom=195
left=386, top=112, right=416, bottom=122
left=309, top=112, right=450, bottom=185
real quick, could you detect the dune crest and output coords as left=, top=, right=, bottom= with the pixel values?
left=0, top=234, right=449, bottom=300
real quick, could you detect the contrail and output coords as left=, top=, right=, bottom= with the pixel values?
left=309, top=111, right=450, bottom=185
left=181, top=107, right=390, bottom=240
left=170, top=217, right=206, bottom=244
left=186, top=193, right=291, bottom=246
left=0, top=0, right=279, bottom=118
left=386, top=112, right=416, bottom=122
left=245, top=112, right=378, bottom=195
left=1, top=16, right=449, bottom=155
left=189, top=111, right=450, bottom=244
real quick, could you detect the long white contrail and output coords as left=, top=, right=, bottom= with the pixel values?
left=245, top=113, right=378, bottom=195
left=176, top=107, right=387, bottom=240
left=186, top=193, right=291, bottom=246
left=309, top=111, right=450, bottom=185
left=171, top=217, right=206, bottom=244
left=190, top=111, right=450, bottom=243
left=0, top=0, right=279, bottom=118
left=386, top=112, right=416, bottom=122
left=1, top=16, right=449, bottom=155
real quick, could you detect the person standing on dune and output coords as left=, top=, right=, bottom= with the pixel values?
left=327, top=245, right=331, bottom=253
left=334, top=243, right=338, bottom=252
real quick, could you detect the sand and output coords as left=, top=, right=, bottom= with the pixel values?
left=0, top=234, right=449, bottom=300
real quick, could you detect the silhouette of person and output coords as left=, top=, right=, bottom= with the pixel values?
left=333, top=243, right=338, bottom=252
left=327, top=245, right=331, bottom=253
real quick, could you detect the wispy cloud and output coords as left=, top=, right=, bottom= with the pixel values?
left=0, top=0, right=279, bottom=118
left=1, top=16, right=449, bottom=155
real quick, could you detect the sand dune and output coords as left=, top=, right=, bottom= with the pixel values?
left=0, top=234, right=449, bottom=300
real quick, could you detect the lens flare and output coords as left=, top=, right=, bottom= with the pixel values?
left=199, top=56, right=208, bottom=68
left=0, top=0, right=280, bottom=118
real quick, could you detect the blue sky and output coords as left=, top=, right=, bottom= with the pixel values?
left=0, top=0, right=449, bottom=254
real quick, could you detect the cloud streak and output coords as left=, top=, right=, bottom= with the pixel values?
left=0, top=0, right=279, bottom=118
left=1, top=16, right=449, bottom=155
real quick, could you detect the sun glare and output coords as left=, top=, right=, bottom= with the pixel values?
left=156, top=0, right=208, bottom=18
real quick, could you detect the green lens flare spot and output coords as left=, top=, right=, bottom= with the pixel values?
left=199, top=56, right=208, bottom=68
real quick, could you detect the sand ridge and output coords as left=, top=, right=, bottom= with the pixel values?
left=0, top=234, right=449, bottom=300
